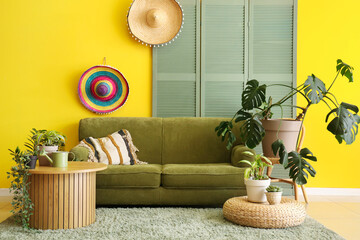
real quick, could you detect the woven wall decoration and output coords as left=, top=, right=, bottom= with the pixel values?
left=78, top=65, right=129, bottom=114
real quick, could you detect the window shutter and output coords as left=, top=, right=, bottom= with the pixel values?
left=249, top=0, right=296, bottom=188
left=201, top=0, right=246, bottom=117
left=249, top=0, right=296, bottom=118
left=152, top=0, right=200, bottom=117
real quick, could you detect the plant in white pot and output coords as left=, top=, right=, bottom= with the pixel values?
left=34, top=129, right=66, bottom=166
left=216, top=59, right=359, bottom=185
left=239, top=151, right=272, bottom=203
left=265, top=185, right=282, bottom=205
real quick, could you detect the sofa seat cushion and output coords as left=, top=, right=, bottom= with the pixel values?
left=96, top=164, right=162, bottom=188
left=162, top=163, right=245, bottom=188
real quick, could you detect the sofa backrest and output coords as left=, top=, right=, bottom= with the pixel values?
left=162, top=118, right=241, bottom=164
left=79, top=117, right=163, bottom=164
left=78, top=117, right=243, bottom=165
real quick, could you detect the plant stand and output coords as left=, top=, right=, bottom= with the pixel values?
left=223, top=196, right=306, bottom=228
left=267, top=157, right=309, bottom=204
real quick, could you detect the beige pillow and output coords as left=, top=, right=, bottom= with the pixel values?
left=79, top=129, right=146, bottom=165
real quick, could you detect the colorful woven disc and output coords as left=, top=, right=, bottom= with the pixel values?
left=78, top=65, right=129, bottom=114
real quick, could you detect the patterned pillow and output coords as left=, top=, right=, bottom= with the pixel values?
left=77, top=129, right=146, bottom=165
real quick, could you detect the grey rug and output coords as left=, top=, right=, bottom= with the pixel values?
left=0, top=207, right=344, bottom=240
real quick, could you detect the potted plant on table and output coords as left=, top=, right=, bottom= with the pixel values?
left=216, top=59, right=359, bottom=185
left=265, top=185, right=283, bottom=205
left=24, top=128, right=41, bottom=169
left=6, top=147, right=33, bottom=229
left=239, top=151, right=273, bottom=203
left=34, top=129, right=66, bottom=166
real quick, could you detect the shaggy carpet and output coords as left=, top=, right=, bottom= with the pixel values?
left=0, top=207, right=344, bottom=240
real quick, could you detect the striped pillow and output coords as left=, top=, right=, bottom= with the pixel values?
left=79, top=129, right=145, bottom=165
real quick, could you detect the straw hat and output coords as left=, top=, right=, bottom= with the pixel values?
left=78, top=65, right=129, bottom=114
left=127, top=0, right=184, bottom=46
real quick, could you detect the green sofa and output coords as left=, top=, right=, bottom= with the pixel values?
left=70, top=117, right=254, bottom=206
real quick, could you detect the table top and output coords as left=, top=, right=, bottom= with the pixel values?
left=29, top=161, right=107, bottom=174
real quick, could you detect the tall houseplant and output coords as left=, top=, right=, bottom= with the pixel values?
left=6, top=147, right=33, bottom=229
left=216, top=59, right=359, bottom=185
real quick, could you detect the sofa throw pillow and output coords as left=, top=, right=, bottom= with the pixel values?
left=77, top=129, right=146, bottom=165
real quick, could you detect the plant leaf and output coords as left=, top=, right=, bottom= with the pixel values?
left=241, top=79, right=266, bottom=110
left=285, top=148, right=317, bottom=185
left=215, top=121, right=237, bottom=150
left=304, top=74, right=326, bottom=104
left=235, top=110, right=253, bottom=122
left=271, top=139, right=289, bottom=166
left=239, top=117, right=265, bottom=149
left=326, top=102, right=360, bottom=144
left=336, top=59, right=354, bottom=82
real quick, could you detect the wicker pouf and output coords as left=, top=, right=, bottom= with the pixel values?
left=223, top=196, right=306, bottom=228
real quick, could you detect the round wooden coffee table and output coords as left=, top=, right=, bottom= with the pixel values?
left=223, top=196, right=306, bottom=228
left=28, top=162, right=107, bottom=229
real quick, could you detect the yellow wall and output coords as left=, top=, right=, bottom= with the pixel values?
left=0, top=0, right=359, bottom=188
left=297, top=0, right=360, bottom=188
left=0, top=0, right=151, bottom=188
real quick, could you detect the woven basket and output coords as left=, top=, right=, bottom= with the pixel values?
left=223, top=196, right=306, bottom=228
left=265, top=192, right=282, bottom=205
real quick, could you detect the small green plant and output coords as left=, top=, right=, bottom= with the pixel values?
left=266, top=185, right=282, bottom=192
left=24, top=128, right=41, bottom=156
left=35, top=129, right=66, bottom=147
left=7, top=147, right=33, bottom=229
left=239, top=151, right=273, bottom=180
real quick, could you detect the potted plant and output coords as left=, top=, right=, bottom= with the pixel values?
left=216, top=59, right=359, bottom=185
left=6, top=147, right=34, bottom=229
left=24, top=128, right=41, bottom=169
left=239, top=151, right=272, bottom=203
left=265, top=185, right=283, bottom=205
left=34, top=129, right=66, bottom=166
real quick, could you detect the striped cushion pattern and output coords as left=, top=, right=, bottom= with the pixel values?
left=81, top=129, right=140, bottom=165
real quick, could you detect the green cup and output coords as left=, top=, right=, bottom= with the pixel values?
left=42, top=151, right=75, bottom=168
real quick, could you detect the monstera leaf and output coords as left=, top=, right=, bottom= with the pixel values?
left=234, top=109, right=253, bottom=122
left=239, top=117, right=265, bottom=149
left=241, top=79, right=266, bottom=110
left=337, top=59, right=354, bottom=83
left=326, top=102, right=360, bottom=144
left=215, top=121, right=236, bottom=150
left=286, top=148, right=317, bottom=185
left=304, top=74, right=326, bottom=104
left=271, top=139, right=289, bottom=167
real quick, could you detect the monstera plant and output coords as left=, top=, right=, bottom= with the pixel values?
left=216, top=59, right=359, bottom=185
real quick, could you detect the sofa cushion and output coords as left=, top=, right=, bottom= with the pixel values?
left=96, top=164, right=162, bottom=188
left=79, top=129, right=141, bottom=165
left=161, top=163, right=245, bottom=188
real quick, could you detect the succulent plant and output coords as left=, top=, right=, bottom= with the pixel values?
left=266, top=185, right=282, bottom=192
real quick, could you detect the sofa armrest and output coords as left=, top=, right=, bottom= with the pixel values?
left=70, top=146, right=89, bottom=162
left=231, top=145, right=255, bottom=168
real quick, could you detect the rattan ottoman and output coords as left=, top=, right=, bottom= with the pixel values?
left=223, top=196, right=306, bottom=228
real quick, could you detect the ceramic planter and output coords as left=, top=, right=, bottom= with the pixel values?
left=38, top=145, right=58, bottom=166
left=261, top=119, right=302, bottom=158
left=266, top=192, right=283, bottom=205
left=245, top=178, right=271, bottom=203
left=26, top=155, right=38, bottom=169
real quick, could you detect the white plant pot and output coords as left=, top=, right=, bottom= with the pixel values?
left=245, top=178, right=271, bottom=203
left=38, top=145, right=59, bottom=166
left=265, top=192, right=283, bottom=205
